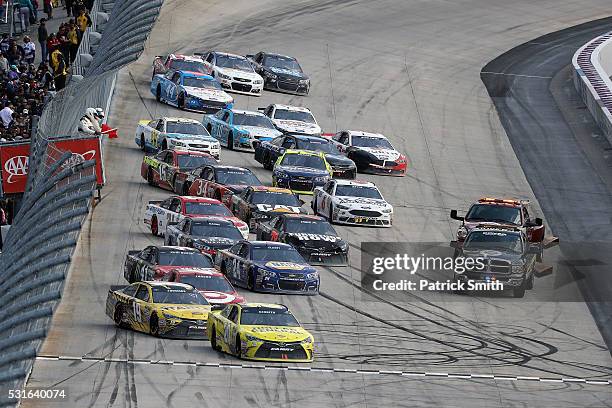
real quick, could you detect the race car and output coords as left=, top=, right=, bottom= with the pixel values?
left=246, top=52, right=310, bottom=95
left=312, top=179, right=393, bottom=227
left=203, top=108, right=282, bottom=151
left=173, top=165, right=263, bottom=205
left=123, top=245, right=214, bottom=283
left=217, top=241, right=319, bottom=294
left=259, top=104, right=321, bottom=136
left=141, top=149, right=216, bottom=191
left=454, top=226, right=538, bottom=298
left=208, top=303, right=314, bottom=362
left=106, top=281, right=211, bottom=339
left=151, top=70, right=233, bottom=113
left=331, top=130, right=407, bottom=176
left=161, top=268, right=245, bottom=308
left=134, top=117, right=220, bottom=158
left=450, top=197, right=544, bottom=242
left=229, top=186, right=307, bottom=228
left=165, top=217, right=244, bottom=260
left=272, top=150, right=332, bottom=195
left=143, top=195, right=249, bottom=238
left=201, top=51, right=264, bottom=96
left=254, top=134, right=356, bottom=177
left=255, top=214, right=348, bottom=266
left=152, top=53, right=211, bottom=78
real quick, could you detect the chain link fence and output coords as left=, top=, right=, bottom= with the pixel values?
left=0, top=0, right=163, bottom=405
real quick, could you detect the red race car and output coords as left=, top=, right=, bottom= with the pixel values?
left=151, top=53, right=212, bottom=78
left=450, top=197, right=545, bottom=242
left=141, top=149, right=217, bottom=191
left=144, top=195, right=249, bottom=238
left=173, top=164, right=263, bottom=207
left=160, top=267, right=245, bottom=308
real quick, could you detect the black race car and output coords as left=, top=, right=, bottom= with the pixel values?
left=123, top=245, right=214, bottom=283
left=229, top=185, right=308, bottom=228
left=164, top=217, right=244, bottom=260
left=254, top=134, right=356, bottom=178
left=246, top=52, right=310, bottom=95
left=255, top=213, right=349, bottom=266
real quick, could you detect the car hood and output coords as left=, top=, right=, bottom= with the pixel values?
left=463, top=221, right=519, bottom=231
left=157, top=304, right=211, bottom=319
left=241, top=325, right=311, bottom=342
left=267, top=67, right=306, bottom=79
left=183, top=86, right=232, bottom=102
left=272, top=119, right=321, bottom=135
left=274, top=165, right=328, bottom=177
left=166, top=132, right=218, bottom=142
left=334, top=196, right=389, bottom=207
left=234, top=125, right=282, bottom=139
left=462, top=248, right=521, bottom=263
left=217, top=67, right=261, bottom=81
left=199, top=290, right=240, bottom=305
left=324, top=154, right=355, bottom=167
left=358, top=147, right=401, bottom=161
left=194, top=237, right=237, bottom=248
left=254, top=261, right=314, bottom=273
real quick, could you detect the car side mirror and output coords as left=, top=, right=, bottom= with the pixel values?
left=450, top=210, right=464, bottom=221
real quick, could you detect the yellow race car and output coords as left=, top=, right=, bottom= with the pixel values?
left=106, top=281, right=211, bottom=339
left=208, top=303, right=314, bottom=362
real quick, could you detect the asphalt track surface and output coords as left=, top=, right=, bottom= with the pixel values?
left=24, top=0, right=612, bottom=406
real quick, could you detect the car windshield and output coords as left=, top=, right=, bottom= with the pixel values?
left=251, top=191, right=301, bottom=206
left=216, top=169, right=262, bottom=186
left=273, top=109, right=315, bottom=124
left=166, top=122, right=209, bottom=135
left=151, top=287, right=209, bottom=305
left=232, top=113, right=275, bottom=129
left=191, top=223, right=243, bottom=239
left=180, top=275, right=233, bottom=292
left=240, top=307, right=300, bottom=326
left=170, top=60, right=208, bottom=73
left=158, top=251, right=214, bottom=268
left=177, top=155, right=216, bottom=169
left=184, top=202, right=232, bottom=216
left=351, top=135, right=394, bottom=149
left=334, top=185, right=382, bottom=199
left=216, top=55, right=253, bottom=72
left=301, top=139, right=337, bottom=154
left=465, top=204, right=521, bottom=225
left=252, top=246, right=305, bottom=263
left=182, top=76, right=221, bottom=89
left=280, top=154, right=325, bottom=169
left=263, top=55, right=302, bottom=72
left=285, top=219, right=337, bottom=235
left=463, top=231, right=523, bottom=254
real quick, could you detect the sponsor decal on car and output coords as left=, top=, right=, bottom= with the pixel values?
left=265, top=261, right=306, bottom=270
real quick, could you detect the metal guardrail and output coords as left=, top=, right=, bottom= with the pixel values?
left=572, top=31, right=612, bottom=145
left=0, top=0, right=163, bottom=406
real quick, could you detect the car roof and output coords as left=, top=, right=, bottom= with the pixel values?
left=345, top=130, right=387, bottom=139
left=179, top=196, right=222, bottom=204
left=171, top=149, right=214, bottom=157
left=172, top=267, right=223, bottom=277
left=187, top=217, right=234, bottom=226
left=250, top=186, right=294, bottom=193
left=250, top=241, right=293, bottom=249
left=283, top=149, right=325, bottom=157
left=476, top=197, right=528, bottom=207
left=277, top=213, right=325, bottom=221
left=270, top=104, right=311, bottom=112
left=169, top=54, right=204, bottom=62
left=231, top=109, right=267, bottom=116
left=261, top=52, right=297, bottom=60
left=334, top=178, right=377, bottom=187
left=161, top=117, right=201, bottom=124
left=158, top=245, right=199, bottom=252
left=213, top=51, right=247, bottom=59
left=293, top=135, right=329, bottom=142
left=143, top=281, right=195, bottom=289
left=176, top=70, right=213, bottom=79
left=239, top=303, right=289, bottom=310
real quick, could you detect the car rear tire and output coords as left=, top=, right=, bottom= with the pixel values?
left=147, top=168, right=155, bottom=186
left=328, top=204, right=335, bottom=224
left=235, top=335, right=242, bottom=358
left=247, top=271, right=255, bottom=291
left=156, top=86, right=161, bottom=102
left=210, top=325, right=220, bottom=351
left=263, top=153, right=272, bottom=170
left=162, top=140, right=168, bottom=151
left=140, top=134, right=146, bottom=151
left=151, top=216, right=159, bottom=236
left=150, top=314, right=160, bottom=337
left=228, top=132, right=234, bottom=150
left=114, top=306, right=126, bottom=328
left=178, top=93, right=186, bottom=110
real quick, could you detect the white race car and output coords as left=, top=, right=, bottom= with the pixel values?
left=135, top=117, right=221, bottom=159
left=312, top=179, right=393, bottom=227
left=201, top=51, right=264, bottom=96
left=259, top=104, right=322, bottom=136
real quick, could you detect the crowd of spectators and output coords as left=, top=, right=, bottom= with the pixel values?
left=0, top=1, right=93, bottom=142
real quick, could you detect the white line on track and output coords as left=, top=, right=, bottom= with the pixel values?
left=35, top=355, right=611, bottom=386
left=481, top=71, right=553, bottom=79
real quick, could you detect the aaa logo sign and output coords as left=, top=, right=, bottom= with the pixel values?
left=5, top=155, right=29, bottom=183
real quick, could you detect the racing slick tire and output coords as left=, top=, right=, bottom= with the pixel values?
left=328, top=204, right=335, bottom=224
left=151, top=216, right=159, bottom=236
left=214, top=190, right=222, bottom=201
left=140, top=134, right=146, bottom=151
left=247, top=270, right=255, bottom=291
left=147, top=168, right=156, bottom=186
left=220, top=261, right=227, bottom=275
left=206, top=124, right=213, bottom=134
left=228, top=132, right=234, bottom=150
left=210, top=325, right=221, bottom=351
left=513, top=283, right=526, bottom=298
left=263, top=152, right=273, bottom=170
left=156, top=85, right=161, bottom=102
left=235, top=335, right=243, bottom=358
left=525, top=274, right=534, bottom=290
left=178, top=93, right=186, bottom=110
left=150, top=314, right=160, bottom=337
left=114, top=306, right=127, bottom=328
left=162, top=140, right=168, bottom=151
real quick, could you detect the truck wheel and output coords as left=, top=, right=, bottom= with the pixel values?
left=156, top=85, right=161, bottom=102
left=513, top=284, right=526, bottom=298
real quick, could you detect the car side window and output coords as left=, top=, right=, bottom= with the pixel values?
left=123, top=284, right=138, bottom=297
left=156, top=121, right=165, bottom=131
left=338, top=133, right=349, bottom=145
left=265, top=106, right=274, bottom=117
left=156, top=151, right=167, bottom=161
left=183, top=219, right=191, bottom=233
left=172, top=72, right=181, bottom=84
left=255, top=53, right=263, bottom=64
left=149, top=247, right=159, bottom=264
left=271, top=136, right=283, bottom=146
left=220, top=305, right=231, bottom=318
left=135, top=285, right=149, bottom=302
left=201, top=167, right=212, bottom=181
left=238, top=244, right=250, bottom=259
left=522, top=207, right=530, bottom=221
left=221, top=112, right=230, bottom=122
left=282, top=138, right=295, bottom=148
left=242, top=188, right=252, bottom=202
left=227, top=306, right=239, bottom=324
left=165, top=153, right=175, bottom=164
left=169, top=198, right=182, bottom=213
left=229, top=243, right=243, bottom=255
left=273, top=217, right=283, bottom=230
left=160, top=198, right=172, bottom=209
left=325, top=181, right=335, bottom=195
left=206, top=53, right=214, bottom=64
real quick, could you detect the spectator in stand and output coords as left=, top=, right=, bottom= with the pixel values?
left=23, top=36, right=35, bottom=64
left=43, top=0, right=53, bottom=19
left=57, top=25, right=70, bottom=66
left=17, top=0, right=34, bottom=33
left=0, top=52, right=8, bottom=74
left=0, top=104, right=14, bottom=128
left=76, top=9, right=91, bottom=35
left=67, top=24, right=78, bottom=63
left=50, top=47, right=67, bottom=90
left=6, top=42, right=24, bottom=66
left=31, top=0, right=38, bottom=22
left=0, top=35, right=9, bottom=55
left=38, top=18, right=49, bottom=63
left=47, top=33, right=60, bottom=61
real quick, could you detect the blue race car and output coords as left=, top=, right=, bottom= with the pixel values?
left=151, top=70, right=233, bottom=113
left=272, top=150, right=333, bottom=195
left=217, top=240, right=319, bottom=295
left=203, top=108, right=282, bottom=151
